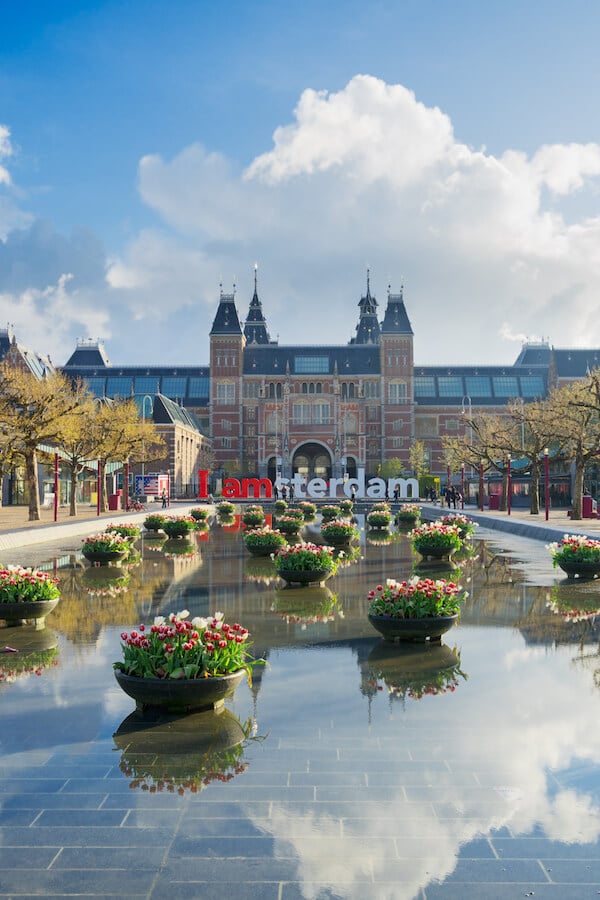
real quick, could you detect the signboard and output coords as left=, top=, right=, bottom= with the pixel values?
left=135, top=473, right=169, bottom=497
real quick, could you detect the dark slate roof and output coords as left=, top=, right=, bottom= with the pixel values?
left=63, top=341, right=111, bottom=368
left=353, top=279, right=381, bottom=344
left=552, top=348, right=600, bottom=378
left=512, top=343, right=552, bottom=367
left=210, top=293, right=242, bottom=335
left=243, top=272, right=271, bottom=345
left=153, top=394, right=204, bottom=433
left=243, top=344, right=381, bottom=376
left=61, top=365, right=210, bottom=406
left=413, top=365, right=547, bottom=406
left=381, top=291, right=413, bottom=335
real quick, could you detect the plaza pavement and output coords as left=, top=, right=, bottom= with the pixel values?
left=0, top=496, right=599, bottom=552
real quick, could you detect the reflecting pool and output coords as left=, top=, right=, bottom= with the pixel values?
left=2, top=516, right=600, bottom=899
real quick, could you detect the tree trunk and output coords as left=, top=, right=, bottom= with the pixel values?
left=572, top=459, right=584, bottom=519
left=530, top=460, right=540, bottom=515
left=101, top=464, right=108, bottom=513
left=25, top=447, right=40, bottom=521
left=69, top=468, right=78, bottom=517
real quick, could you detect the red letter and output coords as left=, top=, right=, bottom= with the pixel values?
left=222, top=478, right=241, bottom=499
left=197, top=470, right=209, bottom=500
left=242, top=478, right=273, bottom=499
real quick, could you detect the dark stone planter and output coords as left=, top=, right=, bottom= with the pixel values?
left=321, top=533, right=355, bottom=547
left=558, top=560, right=600, bottom=579
left=114, top=668, right=246, bottom=712
left=0, top=598, right=60, bottom=627
left=82, top=549, right=128, bottom=565
left=276, top=567, right=332, bottom=586
left=368, top=612, right=459, bottom=643
left=246, top=542, right=286, bottom=557
left=413, top=544, right=456, bottom=561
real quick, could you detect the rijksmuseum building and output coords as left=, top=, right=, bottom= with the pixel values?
left=59, top=272, right=599, bottom=490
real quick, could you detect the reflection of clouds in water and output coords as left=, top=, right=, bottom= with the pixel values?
left=247, top=632, right=600, bottom=897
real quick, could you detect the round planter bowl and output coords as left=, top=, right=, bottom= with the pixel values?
left=413, top=545, right=456, bottom=560
left=321, top=533, right=355, bottom=547
left=0, top=598, right=60, bottom=627
left=558, top=560, right=600, bottom=579
left=368, top=613, right=459, bottom=643
left=114, top=668, right=246, bottom=712
left=246, top=542, right=285, bottom=558
left=82, top=549, right=128, bottom=565
left=276, top=567, right=332, bottom=586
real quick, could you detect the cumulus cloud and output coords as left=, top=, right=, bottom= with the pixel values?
left=5, top=76, right=600, bottom=365
left=107, top=74, right=600, bottom=365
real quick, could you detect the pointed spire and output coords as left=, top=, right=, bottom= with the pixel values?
left=353, top=270, right=381, bottom=345
left=243, top=264, right=271, bottom=344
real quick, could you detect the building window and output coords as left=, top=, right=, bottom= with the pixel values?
left=243, top=382, right=260, bottom=399
left=189, top=376, right=209, bottom=397
left=367, top=406, right=378, bottom=421
left=415, top=416, right=437, bottom=437
left=221, top=437, right=232, bottom=448
left=134, top=377, right=159, bottom=394
left=292, top=403, right=311, bottom=425
left=222, top=419, right=232, bottom=431
left=364, top=381, right=380, bottom=399
left=162, top=377, right=188, bottom=399
left=437, top=376, right=463, bottom=397
left=392, top=437, right=403, bottom=448
left=465, top=376, right=492, bottom=397
left=216, top=382, right=235, bottom=405
left=520, top=376, right=545, bottom=398
left=84, top=377, right=106, bottom=398
left=294, top=355, right=329, bottom=374
left=388, top=382, right=407, bottom=404
left=493, top=376, right=519, bottom=398
left=268, top=383, right=282, bottom=399
left=393, top=419, right=403, bottom=430
left=106, top=377, right=132, bottom=397
left=313, top=403, right=330, bottom=424
left=414, top=376, right=435, bottom=399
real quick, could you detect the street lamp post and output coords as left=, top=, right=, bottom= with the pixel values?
left=141, top=395, right=153, bottom=493
left=479, top=459, right=485, bottom=511
left=506, top=455, right=512, bottom=516
left=462, top=395, right=473, bottom=475
left=460, top=464, right=465, bottom=510
left=544, top=448, right=550, bottom=522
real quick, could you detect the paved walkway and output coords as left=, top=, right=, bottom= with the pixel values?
left=0, top=498, right=599, bottom=552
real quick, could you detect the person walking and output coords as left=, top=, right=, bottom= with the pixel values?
left=161, top=490, right=168, bottom=509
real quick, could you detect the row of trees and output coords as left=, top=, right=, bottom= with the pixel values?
left=441, top=369, right=600, bottom=520
left=0, top=364, right=165, bottom=520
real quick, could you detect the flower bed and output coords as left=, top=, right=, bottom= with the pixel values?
left=275, top=515, right=303, bottom=535
left=190, top=507, right=210, bottom=522
left=367, top=577, right=466, bottom=619
left=320, top=519, right=360, bottom=544
left=216, top=501, right=236, bottom=516
left=162, top=516, right=197, bottom=538
left=320, top=505, right=342, bottom=522
left=0, top=566, right=60, bottom=604
left=106, top=523, right=141, bottom=540
left=395, top=503, right=421, bottom=523
left=409, top=522, right=462, bottom=557
left=367, top=509, right=392, bottom=528
left=298, top=501, right=317, bottom=520
left=438, top=514, right=477, bottom=539
left=547, top=535, right=600, bottom=577
left=143, top=513, right=166, bottom=532
left=274, top=499, right=288, bottom=514
left=81, top=532, right=131, bottom=560
left=339, top=499, right=354, bottom=515
left=274, top=542, right=338, bottom=577
left=284, top=507, right=306, bottom=522
left=244, top=526, right=287, bottom=556
left=114, top=610, right=259, bottom=680
left=242, top=506, right=266, bottom=527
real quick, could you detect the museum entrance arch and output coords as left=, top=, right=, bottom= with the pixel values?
left=292, top=443, right=332, bottom=481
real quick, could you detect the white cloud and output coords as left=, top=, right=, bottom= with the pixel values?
left=108, top=74, right=600, bottom=365
left=5, top=75, right=600, bottom=366
left=0, top=124, right=13, bottom=186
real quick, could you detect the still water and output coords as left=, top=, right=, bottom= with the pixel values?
left=1, top=516, right=600, bottom=899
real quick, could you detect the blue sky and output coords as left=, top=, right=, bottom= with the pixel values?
left=1, top=0, right=600, bottom=366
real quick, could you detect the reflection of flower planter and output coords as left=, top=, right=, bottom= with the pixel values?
left=114, top=668, right=246, bottom=712
left=368, top=613, right=458, bottom=643
left=368, top=532, right=394, bottom=546
left=162, top=539, right=197, bottom=558
left=0, top=598, right=60, bottom=627
left=82, top=549, right=128, bottom=565
left=244, top=556, right=279, bottom=585
left=362, top=641, right=465, bottom=701
left=113, top=706, right=251, bottom=794
left=277, top=567, right=332, bottom=586
left=558, top=561, right=600, bottom=579
left=81, top=567, right=130, bottom=595
left=273, top=586, right=338, bottom=623
left=0, top=626, right=59, bottom=682
left=414, top=545, right=455, bottom=560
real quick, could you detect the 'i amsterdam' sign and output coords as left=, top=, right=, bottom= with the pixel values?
left=197, top=469, right=418, bottom=501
